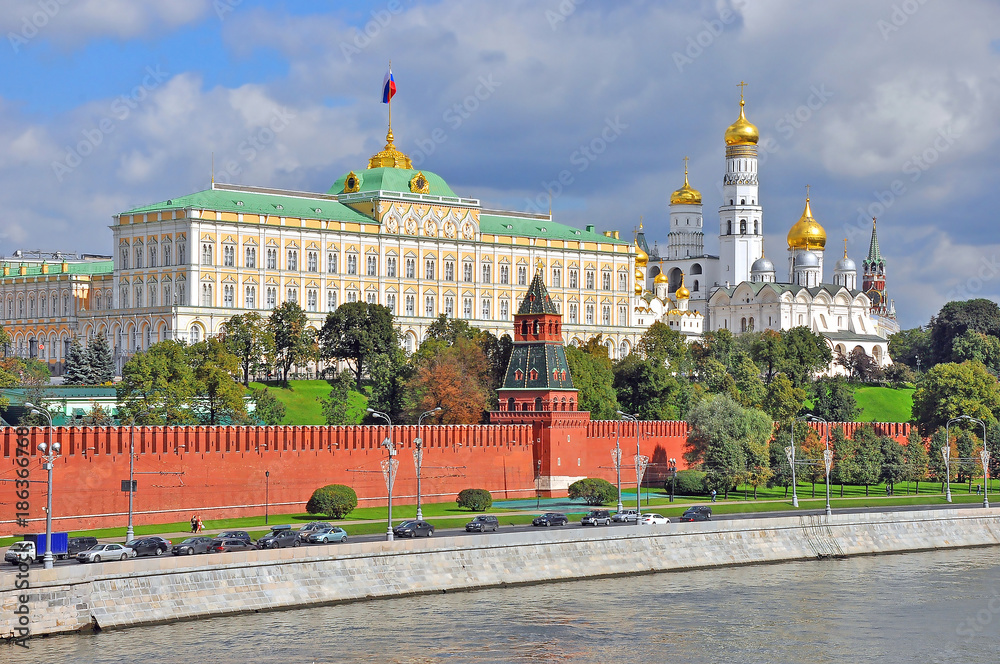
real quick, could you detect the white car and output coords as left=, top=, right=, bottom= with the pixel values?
left=639, top=513, right=670, bottom=525
left=75, top=543, right=133, bottom=563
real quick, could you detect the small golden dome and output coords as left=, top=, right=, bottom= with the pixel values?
left=634, top=239, right=648, bottom=267
left=675, top=272, right=690, bottom=299
left=787, top=197, right=827, bottom=250
left=654, top=270, right=669, bottom=284
left=368, top=128, right=413, bottom=169
left=724, top=98, right=759, bottom=146
left=670, top=159, right=702, bottom=205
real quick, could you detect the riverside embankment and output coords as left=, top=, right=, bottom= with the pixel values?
left=4, top=507, right=1000, bottom=639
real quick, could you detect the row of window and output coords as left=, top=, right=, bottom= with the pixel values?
left=120, top=243, right=185, bottom=269
left=3, top=294, right=73, bottom=320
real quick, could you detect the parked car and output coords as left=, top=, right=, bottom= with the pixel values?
left=393, top=520, right=435, bottom=538
left=532, top=513, right=569, bottom=527
left=465, top=515, right=499, bottom=532
left=639, top=513, right=670, bottom=525
left=172, top=537, right=215, bottom=555
left=257, top=526, right=302, bottom=549
left=67, top=536, right=99, bottom=556
left=125, top=538, right=170, bottom=557
left=296, top=522, right=331, bottom=541
left=612, top=509, right=639, bottom=523
left=581, top=510, right=612, bottom=526
left=679, top=506, right=712, bottom=522
left=208, top=538, right=257, bottom=553
left=217, top=531, right=252, bottom=543
left=76, top=543, right=132, bottom=563
left=306, top=527, right=348, bottom=544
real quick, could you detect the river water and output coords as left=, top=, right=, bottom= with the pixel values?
left=19, top=548, right=1000, bottom=663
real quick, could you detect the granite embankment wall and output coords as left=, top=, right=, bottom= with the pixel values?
left=1, top=421, right=911, bottom=533
left=2, top=506, right=994, bottom=639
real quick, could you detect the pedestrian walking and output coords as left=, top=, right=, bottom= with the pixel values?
left=190, top=515, right=197, bottom=533
left=195, top=516, right=203, bottom=533
left=711, top=489, right=717, bottom=502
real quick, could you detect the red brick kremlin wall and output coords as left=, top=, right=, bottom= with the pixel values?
left=0, top=421, right=912, bottom=534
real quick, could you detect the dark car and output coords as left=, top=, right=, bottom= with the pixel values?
left=296, top=521, right=331, bottom=541
left=217, top=530, right=252, bottom=543
left=125, top=537, right=169, bottom=557
left=532, top=513, right=569, bottom=527
left=67, top=536, right=98, bottom=555
left=679, top=506, right=712, bottom=522
left=393, top=520, right=435, bottom=538
left=581, top=510, right=612, bottom=526
left=208, top=538, right=257, bottom=553
left=465, top=515, right=499, bottom=532
left=257, top=527, right=301, bottom=549
left=172, top=536, right=214, bottom=555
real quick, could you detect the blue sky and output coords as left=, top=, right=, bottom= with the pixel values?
left=0, top=0, right=998, bottom=329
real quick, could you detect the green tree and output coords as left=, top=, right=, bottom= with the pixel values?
left=116, top=340, right=197, bottom=425
left=477, top=330, right=513, bottom=409
left=306, top=484, right=358, bottom=519
left=926, top=428, right=954, bottom=490
left=879, top=436, right=907, bottom=494
left=223, top=312, right=273, bottom=386
left=904, top=428, right=929, bottom=494
left=613, top=354, right=691, bottom=421
left=830, top=426, right=858, bottom=497
left=779, top=326, right=833, bottom=387
left=366, top=346, right=412, bottom=423
left=567, top=478, right=618, bottom=506
left=951, top=330, right=1000, bottom=374
left=852, top=425, right=883, bottom=496
left=249, top=387, right=286, bottom=425
left=268, top=302, right=312, bottom=386
left=15, top=358, right=54, bottom=426
left=86, top=335, right=115, bottom=383
left=888, top=326, right=931, bottom=372
left=189, top=337, right=247, bottom=425
left=691, top=328, right=735, bottom=370
left=62, top=338, right=91, bottom=385
left=637, top=321, right=689, bottom=370
left=911, top=361, right=1000, bottom=435
left=929, top=299, right=1000, bottom=365
left=767, top=437, right=794, bottom=497
left=954, top=428, right=982, bottom=489
left=760, top=373, right=805, bottom=421
left=320, top=370, right=357, bottom=425
left=811, top=376, right=859, bottom=422
left=749, top=330, right=786, bottom=384
left=319, top=302, right=398, bottom=388
left=730, top=351, right=765, bottom=410
left=456, top=488, right=493, bottom=511
left=565, top=345, right=619, bottom=419
left=424, top=314, right=478, bottom=344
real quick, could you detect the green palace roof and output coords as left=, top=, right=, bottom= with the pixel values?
left=479, top=214, right=628, bottom=244
left=0, top=260, right=112, bottom=279
left=328, top=167, right=458, bottom=198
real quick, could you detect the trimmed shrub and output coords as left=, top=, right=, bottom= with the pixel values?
left=567, top=477, right=618, bottom=506
left=670, top=470, right=708, bottom=496
left=457, top=488, right=493, bottom=512
left=306, top=484, right=358, bottom=519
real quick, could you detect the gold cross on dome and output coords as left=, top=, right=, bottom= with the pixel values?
left=805, top=184, right=811, bottom=199
left=737, top=80, right=748, bottom=100
left=683, top=155, right=689, bottom=175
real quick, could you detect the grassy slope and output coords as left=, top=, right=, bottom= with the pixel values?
left=854, top=385, right=914, bottom=423
left=249, top=380, right=368, bottom=425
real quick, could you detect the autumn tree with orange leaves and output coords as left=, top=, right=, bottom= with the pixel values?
left=404, top=336, right=491, bottom=424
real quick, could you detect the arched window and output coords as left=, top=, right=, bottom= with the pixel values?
left=726, top=220, right=732, bottom=235
left=534, top=397, right=543, bottom=411
left=740, top=219, right=747, bottom=234
left=741, top=317, right=747, bottom=332
left=507, top=398, right=515, bottom=412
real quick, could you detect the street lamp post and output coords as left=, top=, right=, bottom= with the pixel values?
left=951, top=415, right=988, bottom=508
left=265, top=470, right=270, bottom=525
left=367, top=408, right=396, bottom=541
left=125, top=419, right=136, bottom=541
left=944, top=415, right=975, bottom=503
left=612, top=419, right=623, bottom=513
left=668, top=458, right=678, bottom=502
left=536, top=459, right=542, bottom=509
left=806, top=415, right=833, bottom=517
left=413, top=407, right=442, bottom=521
left=618, top=411, right=646, bottom=518
left=785, top=420, right=799, bottom=508
left=26, top=403, right=60, bottom=570
left=941, top=445, right=953, bottom=503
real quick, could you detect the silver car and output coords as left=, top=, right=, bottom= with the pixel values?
left=76, top=543, right=132, bottom=563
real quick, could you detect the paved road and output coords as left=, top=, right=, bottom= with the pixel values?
left=13, top=501, right=990, bottom=571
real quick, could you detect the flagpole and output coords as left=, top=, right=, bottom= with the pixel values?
left=387, top=60, right=392, bottom=134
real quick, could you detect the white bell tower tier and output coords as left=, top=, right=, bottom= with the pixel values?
left=718, top=85, right=763, bottom=286
left=668, top=157, right=704, bottom=260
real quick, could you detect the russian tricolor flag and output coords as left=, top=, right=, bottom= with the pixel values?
left=382, top=67, right=396, bottom=104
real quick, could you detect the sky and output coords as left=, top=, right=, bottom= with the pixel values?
left=0, top=0, right=998, bottom=329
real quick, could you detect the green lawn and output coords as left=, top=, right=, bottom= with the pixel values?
left=854, top=385, right=914, bottom=423
left=249, top=380, right=368, bottom=425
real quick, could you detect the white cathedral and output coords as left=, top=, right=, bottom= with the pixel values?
left=635, top=90, right=896, bottom=372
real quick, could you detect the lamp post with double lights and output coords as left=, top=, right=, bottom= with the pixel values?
left=944, top=415, right=977, bottom=504
left=413, top=407, right=442, bottom=521
left=805, top=415, right=833, bottom=517
left=612, top=419, right=624, bottom=513
left=667, top=458, right=678, bottom=502
left=124, top=418, right=137, bottom=541
left=264, top=470, right=270, bottom=525
left=785, top=419, right=799, bottom=508
left=367, top=408, right=397, bottom=541
left=617, top=411, right=646, bottom=518
left=948, top=415, right=988, bottom=508
left=25, top=403, right=60, bottom=570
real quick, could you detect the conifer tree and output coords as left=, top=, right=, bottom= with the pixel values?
left=62, top=338, right=91, bottom=385
left=86, top=335, right=115, bottom=383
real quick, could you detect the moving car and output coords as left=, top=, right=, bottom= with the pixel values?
left=257, top=526, right=301, bottom=549
left=296, top=522, right=332, bottom=541
left=638, top=513, right=670, bottom=525
left=208, top=538, right=257, bottom=553
left=679, top=506, right=712, bottom=522
left=532, top=513, right=569, bottom=527
left=217, top=531, right=252, bottom=543
left=125, top=538, right=170, bottom=557
left=612, top=509, right=639, bottom=523
left=306, top=527, right=348, bottom=544
left=393, top=520, right=435, bottom=538
left=172, top=537, right=215, bottom=555
left=581, top=510, right=612, bottom=526
left=67, top=536, right=99, bottom=556
left=76, top=543, right=132, bottom=563
left=465, top=515, right=499, bottom=532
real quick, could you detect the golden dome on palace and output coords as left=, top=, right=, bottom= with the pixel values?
left=675, top=273, right=690, bottom=299
left=787, top=197, right=827, bottom=250
left=724, top=99, right=759, bottom=146
left=670, top=167, right=702, bottom=206
left=634, top=239, right=648, bottom=266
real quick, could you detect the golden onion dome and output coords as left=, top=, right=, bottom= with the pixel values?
left=724, top=98, right=759, bottom=146
left=654, top=269, right=669, bottom=284
left=675, top=272, right=691, bottom=300
left=634, top=239, right=648, bottom=267
left=670, top=161, right=702, bottom=206
left=787, top=197, right=827, bottom=250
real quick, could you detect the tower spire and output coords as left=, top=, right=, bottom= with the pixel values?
left=866, top=217, right=882, bottom=263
